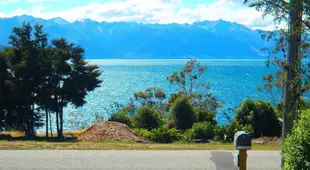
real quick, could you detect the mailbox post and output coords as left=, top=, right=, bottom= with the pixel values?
left=234, top=131, right=251, bottom=170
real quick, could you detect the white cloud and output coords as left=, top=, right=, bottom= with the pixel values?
left=0, top=8, right=27, bottom=18
left=28, top=0, right=43, bottom=2
left=0, top=0, right=284, bottom=30
left=0, top=0, right=19, bottom=6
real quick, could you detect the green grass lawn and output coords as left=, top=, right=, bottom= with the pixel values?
left=0, top=140, right=281, bottom=150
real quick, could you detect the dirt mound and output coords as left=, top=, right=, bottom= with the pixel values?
left=78, top=122, right=144, bottom=142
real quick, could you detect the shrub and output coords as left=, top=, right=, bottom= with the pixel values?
left=133, top=128, right=154, bottom=139
left=185, top=122, right=214, bottom=141
left=235, top=98, right=280, bottom=137
left=109, top=110, right=132, bottom=127
left=134, top=126, right=182, bottom=143
left=169, top=96, right=196, bottom=130
left=132, top=105, right=163, bottom=130
left=283, top=109, right=310, bottom=170
left=150, top=126, right=182, bottom=143
left=196, top=110, right=217, bottom=126
left=214, top=122, right=253, bottom=143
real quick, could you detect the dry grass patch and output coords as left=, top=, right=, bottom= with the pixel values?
left=0, top=141, right=280, bottom=150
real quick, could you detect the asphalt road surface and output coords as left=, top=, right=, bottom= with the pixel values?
left=0, top=150, right=280, bottom=170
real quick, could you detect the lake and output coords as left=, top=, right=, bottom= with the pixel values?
left=49, top=59, right=279, bottom=132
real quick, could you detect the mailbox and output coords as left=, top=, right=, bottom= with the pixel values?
left=234, top=131, right=251, bottom=150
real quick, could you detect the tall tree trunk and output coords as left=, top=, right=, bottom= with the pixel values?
left=56, top=110, right=60, bottom=138
left=49, top=110, right=53, bottom=137
left=59, top=105, right=64, bottom=138
left=282, top=0, right=303, bottom=166
left=26, top=105, right=34, bottom=138
left=45, top=105, right=48, bottom=137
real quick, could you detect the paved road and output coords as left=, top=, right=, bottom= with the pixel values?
left=0, top=150, right=280, bottom=170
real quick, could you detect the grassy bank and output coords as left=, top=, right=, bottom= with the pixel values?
left=0, top=140, right=280, bottom=150
left=0, top=130, right=281, bottom=150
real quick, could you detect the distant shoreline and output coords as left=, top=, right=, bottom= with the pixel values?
left=86, top=58, right=269, bottom=66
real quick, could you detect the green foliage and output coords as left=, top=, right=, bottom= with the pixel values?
left=166, top=59, right=221, bottom=115
left=134, top=87, right=167, bottom=114
left=133, top=128, right=154, bottom=139
left=132, top=105, right=163, bottom=130
left=196, top=110, right=217, bottom=126
left=300, top=99, right=310, bottom=110
left=149, top=126, right=182, bottom=143
left=134, top=126, right=182, bottom=143
left=167, top=92, right=183, bottom=107
left=235, top=98, right=280, bottom=137
left=109, top=110, right=132, bottom=127
left=168, top=96, right=196, bottom=130
left=283, top=109, right=310, bottom=170
left=134, top=87, right=166, bottom=105
left=185, top=121, right=214, bottom=141
left=0, top=23, right=102, bottom=137
left=167, top=59, right=207, bottom=96
left=214, top=122, right=253, bottom=143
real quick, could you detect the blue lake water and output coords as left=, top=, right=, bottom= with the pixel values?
left=52, top=59, right=280, bottom=131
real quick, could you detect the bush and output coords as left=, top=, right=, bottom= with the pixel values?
left=132, top=105, right=163, bottom=130
left=168, top=96, right=196, bottom=130
left=150, top=126, right=182, bottom=143
left=214, top=122, right=253, bottom=143
left=283, top=109, right=310, bottom=170
left=133, top=128, right=154, bottom=139
left=235, top=98, right=280, bottom=137
left=134, top=126, right=182, bottom=143
left=109, top=110, right=132, bottom=127
left=185, top=122, right=214, bottom=141
left=196, top=110, right=217, bottom=126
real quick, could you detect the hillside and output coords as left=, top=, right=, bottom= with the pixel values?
left=0, top=15, right=270, bottom=59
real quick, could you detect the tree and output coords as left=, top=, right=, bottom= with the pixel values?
left=6, top=23, right=48, bottom=137
left=244, top=0, right=309, bottom=164
left=0, top=23, right=102, bottom=138
left=134, top=87, right=166, bottom=114
left=244, top=0, right=308, bottom=128
left=132, top=105, right=163, bottom=130
left=167, top=59, right=207, bottom=96
left=134, top=87, right=166, bottom=106
left=49, top=38, right=102, bottom=138
left=168, top=96, right=196, bottom=130
left=0, top=48, right=14, bottom=130
left=235, top=99, right=281, bottom=137
left=167, top=59, right=221, bottom=115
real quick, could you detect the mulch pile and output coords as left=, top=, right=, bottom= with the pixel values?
left=78, top=121, right=145, bottom=142
left=253, top=137, right=281, bottom=145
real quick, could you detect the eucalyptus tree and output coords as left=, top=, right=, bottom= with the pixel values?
left=244, top=0, right=309, bottom=135
left=244, top=0, right=309, bottom=165
left=133, top=87, right=167, bottom=114
left=167, top=59, right=222, bottom=114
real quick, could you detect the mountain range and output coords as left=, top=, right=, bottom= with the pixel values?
left=0, top=15, right=271, bottom=59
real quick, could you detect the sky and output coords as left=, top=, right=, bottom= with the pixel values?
left=0, top=0, right=284, bottom=30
